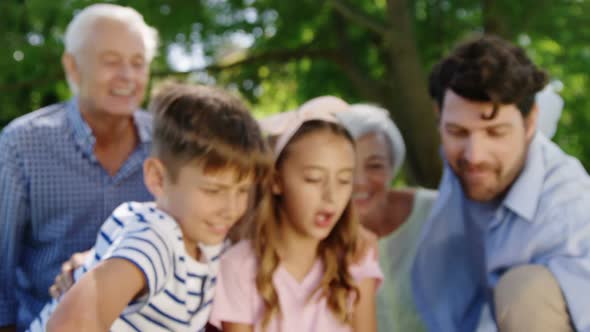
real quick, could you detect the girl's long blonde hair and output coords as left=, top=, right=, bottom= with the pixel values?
left=245, top=120, right=361, bottom=329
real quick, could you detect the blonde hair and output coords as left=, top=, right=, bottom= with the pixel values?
left=246, top=120, right=360, bottom=329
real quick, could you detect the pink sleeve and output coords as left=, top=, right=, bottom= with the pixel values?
left=209, top=242, right=258, bottom=328
left=349, top=248, right=383, bottom=291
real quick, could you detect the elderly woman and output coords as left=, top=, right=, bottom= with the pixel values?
left=337, top=105, right=436, bottom=332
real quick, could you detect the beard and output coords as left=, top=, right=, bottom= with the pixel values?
left=452, top=150, right=527, bottom=202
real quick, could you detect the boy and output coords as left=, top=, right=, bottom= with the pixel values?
left=28, top=83, right=272, bottom=331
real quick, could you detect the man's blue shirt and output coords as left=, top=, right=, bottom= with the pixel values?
left=413, top=134, right=590, bottom=331
left=0, top=99, right=153, bottom=330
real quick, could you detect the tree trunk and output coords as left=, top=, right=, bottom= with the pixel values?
left=482, top=0, right=511, bottom=38
left=384, top=0, right=442, bottom=188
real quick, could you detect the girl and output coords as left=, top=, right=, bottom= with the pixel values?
left=210, top=96, right=382, bottom=332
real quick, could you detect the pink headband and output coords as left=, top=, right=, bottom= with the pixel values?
left=258, top=96, right=350, bottom=158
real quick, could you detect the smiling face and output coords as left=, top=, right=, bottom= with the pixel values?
left=351, top=131, right=394, bottom=219
left=146, top=158, right=254, bottom=250
left=274, top=128, right=355, bottom=241
left=64, top=18, right=149, bottom=116
left=440, top=89, right=537, bottom=202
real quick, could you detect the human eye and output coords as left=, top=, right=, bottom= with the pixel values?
left=367, top=162, right=385, bottom=170
left=446, top=126, right=468, bottom=138
left=238, top=185, right=252, bottom=195
left=201, top=187, right=221, bottom=195
left=304, top=176, right=322, bottom=184
left=337, top=172, right=353, bottom=185
left=302, top=169, right=324, bottom=183
left=131, top=57, right=146, bottom=69
left=487, top=127, right=509, bottom=138
left=102, top=55, right=121, bottom=66
left=338, top=178, right=352, bottom=185
left=445, top=124, right=469, bottom=138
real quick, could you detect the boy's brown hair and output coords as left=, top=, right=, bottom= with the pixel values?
left=148, top=82, right=272, bottom=184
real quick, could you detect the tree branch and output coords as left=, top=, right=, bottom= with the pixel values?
left=1, top=45, right=385, bottom=101
left=330, top=12, right=388, bottom=103
left=327, top=0, right=388, bottom=36
left=150, top=47, right=341, bottom=77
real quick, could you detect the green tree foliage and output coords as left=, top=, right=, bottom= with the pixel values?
left=1, top=0, right=589, bottom=187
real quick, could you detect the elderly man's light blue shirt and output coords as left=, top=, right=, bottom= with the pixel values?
left=0, top=99, right=153, bottom=330
left=412, top=133, right=590, bottom=332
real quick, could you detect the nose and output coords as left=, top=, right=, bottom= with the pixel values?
left=462, top=135, right=486, bottom=165
left=221, top=191, right=242, bottom=222
left=117, top=62, right=133, bottom=79
left=353, top=165, right=367, bottom=190
left=321, top=179, right=336, bottom=204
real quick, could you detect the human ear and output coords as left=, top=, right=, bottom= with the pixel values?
left=62, top=53, right=81, bottom=88
left=271, top=173, right=283, bottom=195
left=143, top=158, right=167, bottom=198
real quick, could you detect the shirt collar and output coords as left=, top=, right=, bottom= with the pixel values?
left=67, top=98, right=152, bottom=158
left=501, top=133, right=545, bottom=222
left=66, top=98, right=96, bottom=159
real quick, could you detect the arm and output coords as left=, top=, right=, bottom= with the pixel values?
left=222, top=322, right=254, bottom=332
left=354, top=226, right=378, bottom=263
left=0, top=137, right=28, bottom=328
left=47, top=258, right=146, bottom=332
left=352, top=277, right=378, bottom=332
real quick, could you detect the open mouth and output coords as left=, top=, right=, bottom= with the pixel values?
left=110, top=85, right=135, bottom=97
left=314, top=211, right=335, bottom=228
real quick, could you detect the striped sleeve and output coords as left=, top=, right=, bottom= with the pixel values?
left=103, top=224, right=174, bottom=312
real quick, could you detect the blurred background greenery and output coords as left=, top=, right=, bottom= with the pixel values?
left=1, top=0, right=589, bottom=187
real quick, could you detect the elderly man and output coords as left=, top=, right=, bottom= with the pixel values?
left=0, top=4, right=157, bottom=331
left=412, top=35, right=589, bottom=332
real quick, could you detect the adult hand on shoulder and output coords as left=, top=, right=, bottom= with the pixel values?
left=49, top=250, right=90, bottom=299
left=354, top=226, right=379, bottom=263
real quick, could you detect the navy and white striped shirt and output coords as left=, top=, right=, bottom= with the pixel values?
left=0, top=99, right=153, bottom=330
left=29, top=201, right=225, bottom=332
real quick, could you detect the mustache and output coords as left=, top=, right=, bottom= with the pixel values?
left=457, top=159, right=497, bottom=173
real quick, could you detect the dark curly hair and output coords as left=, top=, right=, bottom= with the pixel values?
left=429, top=34, right=548, bottom=119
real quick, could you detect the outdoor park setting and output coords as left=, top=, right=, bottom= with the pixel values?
left=2, top=1, right=590, bottom=332
left=2, top=0, right=589, bottom=186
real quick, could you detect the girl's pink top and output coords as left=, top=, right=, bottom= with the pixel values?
left=210, top=240, right=383, bottom=332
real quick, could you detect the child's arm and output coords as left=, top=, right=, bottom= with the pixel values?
left=46, top=258, right=146, bottom=332
left=222, top=322, right=254, bottom=332
left=352, top=277, right=378, bottom=332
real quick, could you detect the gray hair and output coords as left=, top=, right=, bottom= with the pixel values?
left=63, top=4, right=158, bottom=92
left=64, top=4, right=158, bottom=60
left=336, top=104, right=406, bottom=179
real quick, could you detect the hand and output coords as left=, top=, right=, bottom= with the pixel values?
left=353, top=225, right=378, bottom=263
left=49, top=250, right=90, bottom=299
